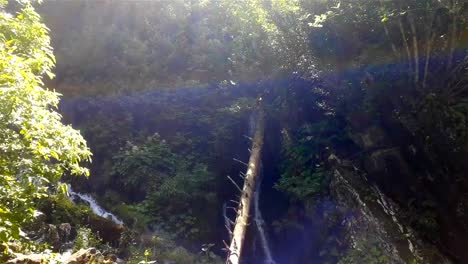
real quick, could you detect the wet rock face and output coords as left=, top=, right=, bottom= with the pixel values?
left=363, top=147, right=415, bottom=201
left=330, top=163, right=453, bottom=264
left=365, top=147, right=407, bottom=174
left=330, top=168, right=407, bottom=264
left=346, top=118, right=468, bottom=262
left=349, top=126, right=387, bottom=150
left=349, top=125, right=414, bottom=197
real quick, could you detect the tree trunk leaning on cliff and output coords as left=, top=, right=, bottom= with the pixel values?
left=227, top=102, right=265, bottom=264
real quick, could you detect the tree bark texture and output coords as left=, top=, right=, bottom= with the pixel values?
left=227, top=107, right=265, bottom=264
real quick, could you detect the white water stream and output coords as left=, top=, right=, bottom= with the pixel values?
left=254, top=170, right=276, bottom=264
left=248, top=110, right=276, bottom=264
left=372, top=185, right=418, bottom=257
left=67, top=184, right=124, bottom=226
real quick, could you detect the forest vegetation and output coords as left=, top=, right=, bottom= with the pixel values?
left=0, top=0, right=467, bottom=263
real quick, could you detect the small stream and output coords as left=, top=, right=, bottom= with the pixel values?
left=247, top=110, right=278, bottom=263
left=254, top=169, right=276, bottom=264
left=67, top=184, right=124, bottom=226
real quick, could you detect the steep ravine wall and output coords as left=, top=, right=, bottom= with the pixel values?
left=347, top=116, right=468, bottom=262
left=329, top=158, right=452, bottom=264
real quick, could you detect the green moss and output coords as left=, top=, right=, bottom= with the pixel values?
left=36, top=194, right=94, bottom=226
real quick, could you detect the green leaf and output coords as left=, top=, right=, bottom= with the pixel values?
left=0, top=0, right=91, bottom=250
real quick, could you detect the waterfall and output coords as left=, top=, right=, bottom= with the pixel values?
left=248, top=109, right=275, bottom=263
left=223, top=202, right=233, bottom=239
left=254, top=170, right=276, bottom=264
left=67, top=185, right=124, bottom=226
left=372, top=185, right=418, bottom=257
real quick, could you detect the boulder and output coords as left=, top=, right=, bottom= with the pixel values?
left=7, top=248, right=117, bottom=264
left=43, top=224, right=60, bottom=249
left=66, top=248, right=101, bottom=263
left=88, top=214, right=124, bottom=246
left=59, top=223, right=72, bottom=241
left=6, top=253, right=44, bottom=264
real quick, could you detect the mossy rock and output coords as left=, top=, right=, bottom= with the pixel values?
left=36, top=194, right=124, bottom=246
left=88, top=214, right=124, bottom=246
left=37, top=194, right=94, bottom=226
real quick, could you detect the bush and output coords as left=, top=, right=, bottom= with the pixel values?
left=73, top=227, right=103, bottom=252
left=112, top=135, right=216, bottom=240
left=275, top=120, right=349, bottom=200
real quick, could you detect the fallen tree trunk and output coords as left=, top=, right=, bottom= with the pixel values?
left=227, top=105, right=265, bottom=264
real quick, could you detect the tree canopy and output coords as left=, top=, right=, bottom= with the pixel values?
left=0, top=0, right=91, bottom=253
left=0, top=0, right=467, bottom=262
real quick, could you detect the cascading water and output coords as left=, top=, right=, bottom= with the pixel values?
left=249, top=110, right=276, bottom=264
left=254, top=169, right=276, bottom=264
left=372, top=185, right=418, bottom=257
left=67, top=185, right=124, bottom=226
left=223, top=202, right=233, bottom=239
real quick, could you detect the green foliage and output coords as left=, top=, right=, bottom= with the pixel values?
left=107, top=203, right=149, bottom=232
left=73, top=227, right=103, bottom=252
left=36, top=194, right=93, bottom=226
left=143, top=163, right=215, bottom=240
left=0, top=0, right=91, bottom=254
left=126, top=233, right=221, bottom=264
left=113, top=134, right=215, bottom=240
left=7, top=0, right=464, bottom=260
left=414, top=94, right=467, bottom=159
left=276, top=167, right=328, bottom=201
left=338, top=242, right=389, bottom=264
left=36, top=0, right=270, bottom=95
left=275, top=120, right=349, bottom=201
left=160, top=246, right=221, bottom=264
left=112, top=134, right=176, bottom=194
left=34, top=0, right=316, bottom=95
left=219, top=97, right=256, bottom=114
